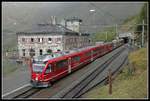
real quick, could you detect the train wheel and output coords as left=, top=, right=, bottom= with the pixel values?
left=48, top=81, right=52, bottom=87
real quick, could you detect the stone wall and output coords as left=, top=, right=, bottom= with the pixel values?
left=17, top=34, right=63, bottom=57
left=17, top=33, right=91, bottom=57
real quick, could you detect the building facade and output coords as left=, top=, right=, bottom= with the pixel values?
left=17, top=23, right=91, bottom=58
left=65, top=17, right=82, bottom=33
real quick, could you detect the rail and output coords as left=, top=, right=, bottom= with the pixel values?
left=51, top=45, right=127, bottom=98
left=13, top=87, right=42, bottom=98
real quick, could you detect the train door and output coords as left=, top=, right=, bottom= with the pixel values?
left=68, top=57, right=71, bottom=73
left=71, top=55, right=81, bottom=69
left=101, top=45, right=105, bottom=54
left=91, top=50, right=93, bottom=61
left=43, top=63, right=53, bottom=81
left=54, top=59, right=68, bottom=79
left=29, top=58, right=33, bottom=77
left=93, top=48, right=97, bottom=59
left=96, top=48, right=100, bottom=58
left=104, top=45, right=107, bottom=54
left=106, top=44, right=109, bottom=53
left=98, top=46, right=102, bottom=57
left=109, top=43, right=113, bottom=51
left=87, top=51, right=92, bottom=62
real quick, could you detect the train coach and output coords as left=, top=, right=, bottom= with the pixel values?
left=30, top=39, right=124, bottom=87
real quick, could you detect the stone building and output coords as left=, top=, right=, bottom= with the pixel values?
left=17, top=23, right=91, bottom=58
left=65, top=17, right=82, bottom=33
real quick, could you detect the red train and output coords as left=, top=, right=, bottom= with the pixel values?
left=30, top=40, right=124, bottom=87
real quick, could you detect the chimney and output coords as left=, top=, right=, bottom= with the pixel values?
left=60, top=19, right=66, bottom=27
left=64, top=18, right=67, bottom=27
left=50, top=16, right=57, bottom=25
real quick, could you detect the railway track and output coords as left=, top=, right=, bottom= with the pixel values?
left=52, top=46, right=128, bottom=98
left=13, top=87, right=42, bottom=98
left=76, top=47, right=129, bottom=98
left=3, top=45, right=128, bottom=99
left=29, top=46, right=125, bottom=98
left=3, top=86, right=42, bottom=99
left=76, top=55, right=128, bottom=98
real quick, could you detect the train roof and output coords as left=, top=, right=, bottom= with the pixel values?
left=32, top=40, right=118, bottom=64
left=33, top=45, right=103, bottom=64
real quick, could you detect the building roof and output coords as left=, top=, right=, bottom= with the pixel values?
left=80, top=32, right=90, bottom=36
left=16, top=24, right=79, bottom=36
left=65, top=17, right=82, bottom=22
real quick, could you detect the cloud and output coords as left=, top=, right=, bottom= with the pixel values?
left=2, top=2, right=144, bottom=32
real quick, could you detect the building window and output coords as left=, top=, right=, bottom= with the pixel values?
left=31, top=38, right=34, bottom=42
left=48, top=38, right=52, bottom=43
left=39, top=49, right=43, bottom=55
left=41, top=38, right=43, bottom=43
left=56, top=38, right=61, bottom=43
left=89, top=40, right=90, bottom=43
left=22, top=49, right=25, bottom=56
left=22, top=38, right=25, bottom=42
left=48, top=38, right=52, bottom=41
left=38, top=38, right=40, bottom=42
left=57, top=49, right=61, bottom=52
left=38, top=38, right=43, bottom=43
left=29, top=49, right=35, bottom=57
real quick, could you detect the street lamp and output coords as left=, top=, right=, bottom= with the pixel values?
left=89, top=9, right=96, bottom=31
left=89, top=9, right=95, bottom=12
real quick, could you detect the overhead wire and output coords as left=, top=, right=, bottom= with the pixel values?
left=89, top=3, right=118, bottom=23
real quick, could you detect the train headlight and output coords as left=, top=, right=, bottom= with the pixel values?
left=35, top=77, right=38, bottom=81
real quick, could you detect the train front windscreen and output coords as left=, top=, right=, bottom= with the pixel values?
left=32, top=64, right=46, bottom=73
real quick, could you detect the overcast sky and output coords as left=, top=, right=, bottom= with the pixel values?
left=2, top=2, right=144, bottom=32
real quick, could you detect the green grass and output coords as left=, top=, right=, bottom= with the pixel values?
left=83, top=48, right=148, bottom=98
left=122, top=15, right=137, bottom=25
left=92, top=27, right=116, bottom=42
left=128, top=48, right=147, bottom=70
left=120, top=14, right=139, bottom=33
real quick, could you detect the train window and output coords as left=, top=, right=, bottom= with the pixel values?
left=56, top=59, right=68, bottom=69
left=93, top=49, right=97, bottom=54
left=45, top=64, right=52, bottom=73
left=86, top=52, right=91, bottom=57
left=72, top=56, right=80, bottom=63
